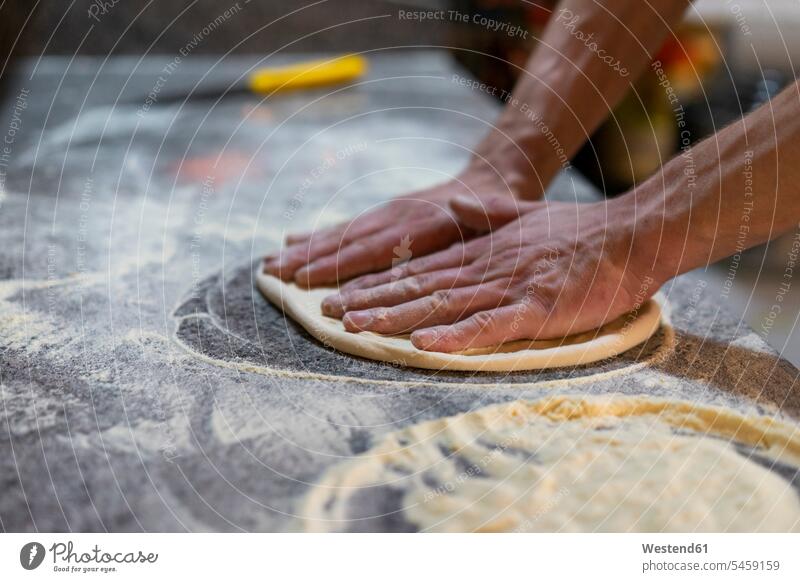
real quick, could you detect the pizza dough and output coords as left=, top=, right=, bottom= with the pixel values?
left=296, top=395, right=800, bottom=532
left=256, top=271, right=663, bottom=371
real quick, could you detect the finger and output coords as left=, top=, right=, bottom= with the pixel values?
left=284, top=224, right=347, bottom=246
left=410, top=304, right=539, bottom=352
left=321, top=266, right=479, bottom=318
left=264, top=234, right=341, bottom=280
left=294, top=216, right=465, bottom=287
left=342, top=283, right=508, bottom=335
left=284, top=230, right=315, bottom=245
left=339, top=238, right=482, bottom=293
left=450, top=195, right=539, bottom=233
left=265, top=227, right=363, bottom=280
left=284, top=202, right=393, bottom=246
left=265, top=213, right=388, bottom=279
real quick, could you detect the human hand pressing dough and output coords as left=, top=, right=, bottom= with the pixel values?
left=263, top=168, right=538, bottom=288
left=322, top=195, right=658, bottom=353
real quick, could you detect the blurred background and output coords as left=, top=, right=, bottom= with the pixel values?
left=4, top=0, right=797, bottom=191
left=3, top=0, right=800, bottom=364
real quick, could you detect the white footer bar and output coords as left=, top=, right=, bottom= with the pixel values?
left=1, top=533, right=798, bottom=581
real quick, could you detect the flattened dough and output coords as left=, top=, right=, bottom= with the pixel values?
left=256, top=271, right=662, bottom=371
left=297, top=395, right=800, bottom=532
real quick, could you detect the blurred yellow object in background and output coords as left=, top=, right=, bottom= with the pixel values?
left=247, top=54, right=368, bottom=94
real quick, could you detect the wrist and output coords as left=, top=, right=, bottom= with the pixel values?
left=459, top=157, right=530, bottom=199
left=464, top=130, right=565, bottom=200
left=607, top=189, right=676, bottom=289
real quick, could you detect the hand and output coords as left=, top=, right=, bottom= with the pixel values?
left=263, top=166, right=538, bottom=288
left=321, top=195, right=660, bottom=352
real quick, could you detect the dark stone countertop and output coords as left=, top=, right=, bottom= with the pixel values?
left=0, top=53, right=798, bottom=532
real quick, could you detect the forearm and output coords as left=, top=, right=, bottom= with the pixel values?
left=624, top=80, right=800, bottom=283
left=468, top=0, right=690, bottom=197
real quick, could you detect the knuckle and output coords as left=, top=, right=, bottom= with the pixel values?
left=430, top=289, right=452, bottom=309
left=387, top=267, right=409, bottom=285
left=472, top=310, right=495, bottom=330
left=406, top=259, right=426, bottom=276
left=454, top=264, right=477, bottom=281
left=404, top=275, right=425, bottom=295
left=524, top=287, right=554, bottom=313
left=463, top=241, right=485, bottom=261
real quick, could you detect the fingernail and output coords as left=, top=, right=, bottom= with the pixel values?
left=343, top=310, right=373, bottom=331
left=321, top=294, right=345, bottom=317
left=453, top=194, right=475, bottom=206
left=411, top=329, right=438, bottom=350
left=264, top=260, right=280, bottom=275
left=452, top=194, right=481, bottom=211
left=294, top=267, right=312, bottom=288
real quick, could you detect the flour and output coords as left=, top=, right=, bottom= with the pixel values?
left=297, top=395, right=800, bottom=532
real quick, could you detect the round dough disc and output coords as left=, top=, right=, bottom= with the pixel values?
left=296, top=395, right=800, bottom=532
left=256, top=271, right=662, bottom=371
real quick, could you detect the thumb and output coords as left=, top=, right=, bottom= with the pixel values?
left=450, top=195, right=539, bottom=233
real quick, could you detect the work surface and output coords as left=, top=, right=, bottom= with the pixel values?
left=1, top=53, right=798, bottom=532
